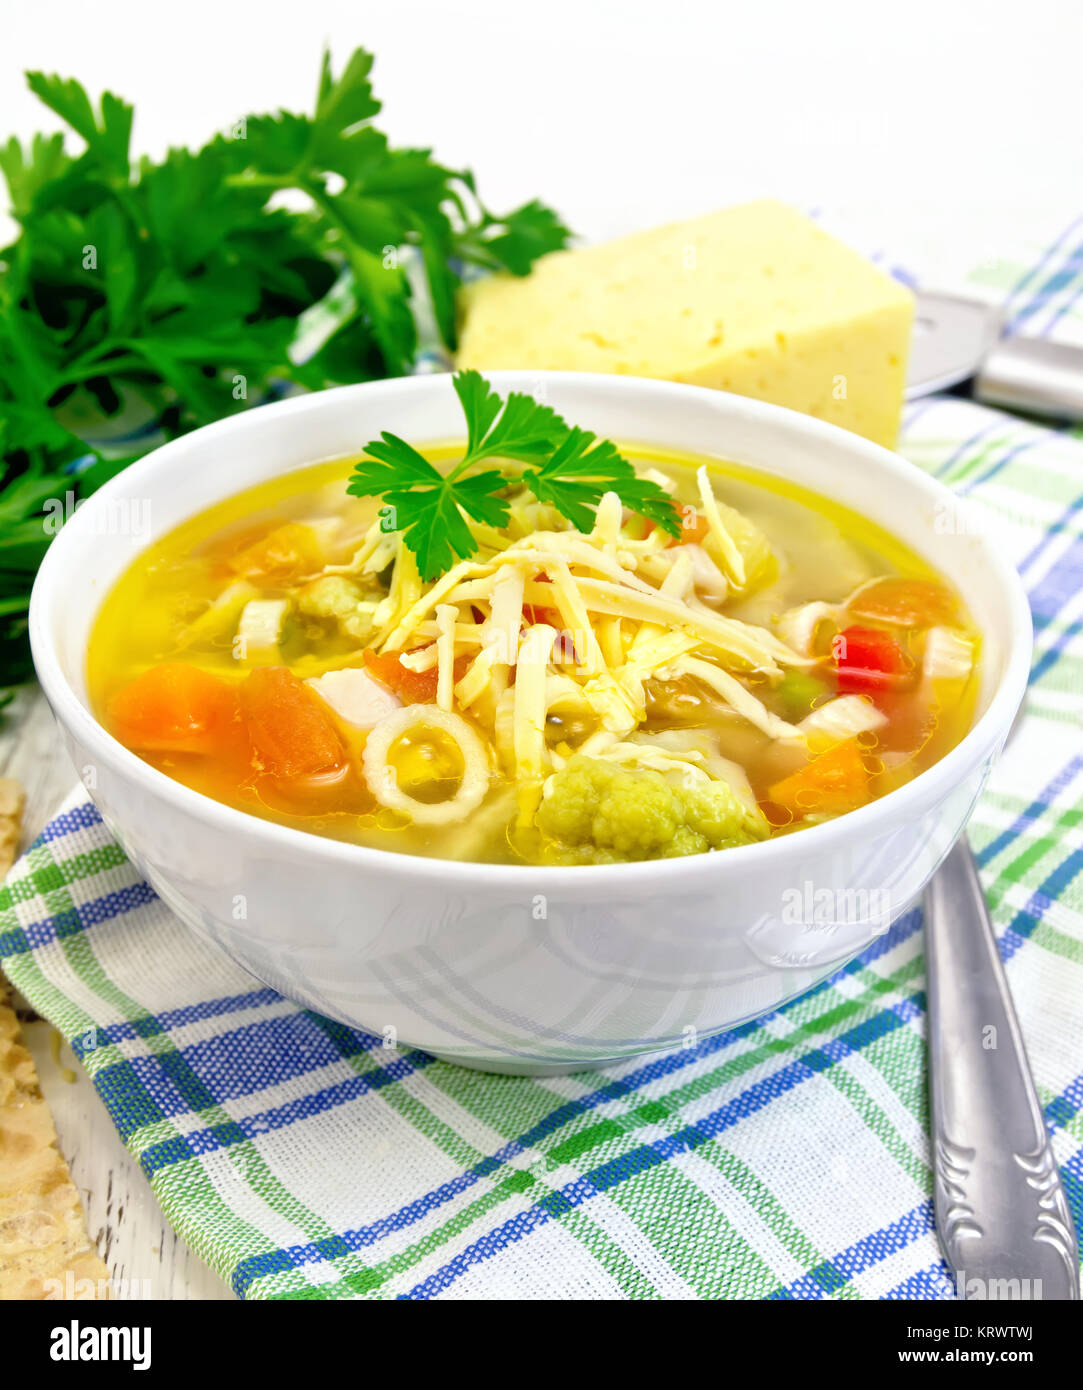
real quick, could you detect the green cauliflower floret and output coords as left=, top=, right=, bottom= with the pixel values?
left=535, top=755, right=768, bottom=865
left=296, top=576, right=373, bottom=641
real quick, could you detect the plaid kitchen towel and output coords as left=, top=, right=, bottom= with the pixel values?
left=2, top=225, right=1083, bottom=1300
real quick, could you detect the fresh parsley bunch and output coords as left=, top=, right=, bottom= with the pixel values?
left=348, top=371, right=681, bottom=580
left=0, top=49, right=570, bottom=685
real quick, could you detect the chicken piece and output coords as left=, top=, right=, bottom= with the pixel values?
left=306, top=669, right=402, bottom=731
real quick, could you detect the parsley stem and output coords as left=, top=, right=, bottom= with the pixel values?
left=54, top=348, right=145, bottom=387
left=303, top=180, right=343, bottom=228
left=223, top=171, right=293, bottom=191
left=444, top=452, right=487, bottom=484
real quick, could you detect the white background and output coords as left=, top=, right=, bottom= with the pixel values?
left=3, top=0, right=1080, bottom=273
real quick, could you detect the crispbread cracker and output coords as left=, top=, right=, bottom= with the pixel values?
left=0, top=997, right=110, bottom=1299
left=0, top=778, right=109, bottom=1299
left=0, top=777, right=24, bottom=879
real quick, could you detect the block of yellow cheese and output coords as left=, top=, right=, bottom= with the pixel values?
left=456, top=200, right=914, bottom=448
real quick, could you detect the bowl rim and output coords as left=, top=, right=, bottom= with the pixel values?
left=29, top=371, right=1034, bottom=891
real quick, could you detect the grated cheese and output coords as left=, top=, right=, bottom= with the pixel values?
left=696, top=465, right=747, bottom=589
left=435, top=604, right=457, bottom=712
left=664, top=656, right=806, bottom=741
left=570, top=577, right=802, bottom=675
left=513, top=623, right=557, bottom=821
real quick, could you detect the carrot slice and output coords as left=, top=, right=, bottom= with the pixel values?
left=848, top=578, right=960, bottom=629
left=228, top=523, right=324, bottom=585
left=363, top=648, right=477, bottom=705
left=363, top=648, right=440, bottom=704
left=768, top=740, right=870, bottom=818
left=240, top=667, right=346, bottom=778
left=667, top=511, right=711, bottom=547
left=109, top=664, right=239, bottom=755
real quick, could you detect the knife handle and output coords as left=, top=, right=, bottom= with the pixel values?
left=924, top=838, right=1080, bottom=1300
left=976, top=336, right=1083, bottom=423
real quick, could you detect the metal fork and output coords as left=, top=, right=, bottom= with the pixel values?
left=925, top=838, right=1080, bottom=1300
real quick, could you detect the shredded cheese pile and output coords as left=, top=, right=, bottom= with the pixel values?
left=320, top=467, right=830, bottom=830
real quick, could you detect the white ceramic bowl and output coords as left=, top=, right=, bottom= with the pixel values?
left=30, top=373, right=1031, bottom=1074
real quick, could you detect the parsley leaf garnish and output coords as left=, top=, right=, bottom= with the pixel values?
left=348, top=371, right=681, bottom=580
left=452, top=370, right=566, bottom=465
left=346, top=431, right=509, bottom=580
left=523, top=429, right=684, bottom=534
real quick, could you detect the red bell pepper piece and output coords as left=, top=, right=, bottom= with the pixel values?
left=833, top=625, right=913, bottom=696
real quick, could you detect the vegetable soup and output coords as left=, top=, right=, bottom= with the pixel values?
left=88, top=420, right=980, bottom=866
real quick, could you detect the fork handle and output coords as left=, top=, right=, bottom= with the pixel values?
left=924, top=838, right=1079, bottom=1300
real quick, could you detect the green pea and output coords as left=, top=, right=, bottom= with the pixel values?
left=777, top=669, right=828, bottom=719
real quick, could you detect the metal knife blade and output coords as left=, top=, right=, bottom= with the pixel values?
left=907, top=290, right=1083, bottom=422
left=908, top=291, right=1002, bottom=398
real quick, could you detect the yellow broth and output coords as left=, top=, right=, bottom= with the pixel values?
left=87, top=446, right=981, bottom=864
